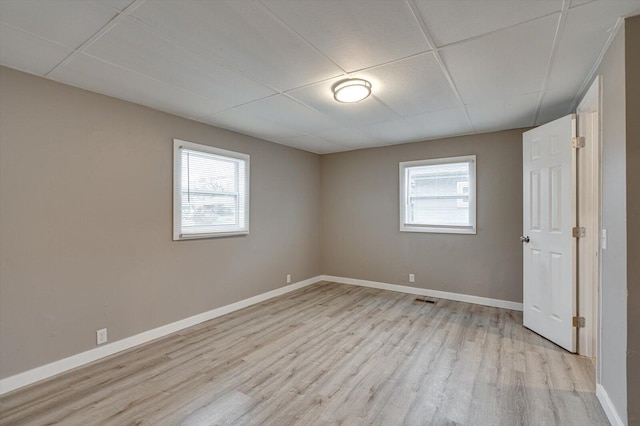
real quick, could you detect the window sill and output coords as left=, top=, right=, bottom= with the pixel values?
left=174, top=230, right=249, bottom=240
left=400, top=225, right=476, bottom=235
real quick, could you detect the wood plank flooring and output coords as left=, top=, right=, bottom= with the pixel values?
left=0, top=282, right=609, bottom=425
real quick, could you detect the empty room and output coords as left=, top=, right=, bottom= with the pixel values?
left=0, top=0, right=639, bottom=425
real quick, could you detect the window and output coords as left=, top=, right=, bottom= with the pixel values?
left=399, top=155, right=476, bottom=234
left=173, top=139, right=249, bottom=240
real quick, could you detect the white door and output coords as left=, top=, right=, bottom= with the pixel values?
left=522, top=114, right=577, bottom=353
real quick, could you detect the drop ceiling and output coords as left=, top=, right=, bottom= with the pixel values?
left=1, top=0, right=638, bottom=154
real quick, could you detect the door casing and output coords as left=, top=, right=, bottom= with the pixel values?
left=576, top=76, right=602, bottom=361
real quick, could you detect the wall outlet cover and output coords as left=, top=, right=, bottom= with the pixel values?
left=96, top=328, right=108, bottom=345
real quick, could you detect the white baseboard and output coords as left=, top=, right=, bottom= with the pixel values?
left=596, top=383, right=625, bottom=426
left=0, top=276, right=322, bottom=396
left=321, top=275, right=523, bottom=311
left=0, top=274, right=523, bottom=395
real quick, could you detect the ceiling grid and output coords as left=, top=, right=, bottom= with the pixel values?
left=532, top=0, right=571, bottom=126
left=45, top=0, right=147, bottom=78
left=1, top=0, right=638, bottom=153
left=405, top=0, right=477, bottom=133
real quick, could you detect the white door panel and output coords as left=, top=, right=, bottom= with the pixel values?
left=522, top=114, right=576, bottom=353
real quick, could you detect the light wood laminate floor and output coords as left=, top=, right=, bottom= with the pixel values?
left=0, top=282, right=608, bottom=425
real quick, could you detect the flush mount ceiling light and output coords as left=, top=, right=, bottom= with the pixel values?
left=332, top=78, right=372, bottom=103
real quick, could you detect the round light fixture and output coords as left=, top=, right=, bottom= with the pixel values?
left=332, top=78, right=372, bottom=103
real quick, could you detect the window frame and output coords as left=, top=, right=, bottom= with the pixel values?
left=399, top=155, right=476, bottom=235
left=173, top=139, right=250, bottom=240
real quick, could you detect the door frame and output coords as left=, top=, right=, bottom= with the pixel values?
left=576, top=76, right=602, bottom=361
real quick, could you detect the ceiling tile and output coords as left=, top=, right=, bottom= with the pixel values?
left=441, top=14, right=558, bottom=105
left=85, top=17, right=274, bottom=110
left=536, top=88, right=576, bottom=125
left=569, top=0, right=597, bottom=7
left=467, top=93, right=539, bottom=133
left=0, top=0, right=126, bottom=49
left=546, top=0, right=640, bottom=94
left=313, top=127, right=379, bottom=149
left=111, top=0, right=137, bottom=12
left=1, top=0, right=635, bottom=154
left=0, top=23, right=71, bottom=75
left=287, top=75, right=400, bottom=128
left=261, top=0, right=428, bottom=72
left=211, top=95, right=340, bottom=137
left=207, top=108, right=304, bottom=144
left=48, top=54, right=225, bottom=120
left=365, top=52, right=459, bottom=117
left=414, top=0, right=562, bottom=47
left=359, top=107, right=472, bottom=144
left=131, top=0, right=343, bottom=91
left=279, top=135, right=348, bottom=154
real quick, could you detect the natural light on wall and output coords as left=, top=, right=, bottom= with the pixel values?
left=399, top=155, right=476, bottom=234
left=173, top=139, right=249, bottom=240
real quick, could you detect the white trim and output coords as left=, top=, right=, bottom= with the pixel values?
left=399, top=224, right=476, bottom=235
left=596, top=384, right=625, bottom=426
left=173, top=138, right=250, bottom=241
left=321, top=275, right=523, bottom=311
left=399, top=155, right=477, bottom=235
left=576, top=76, right=601, bottom=359
left=0, top=276, right=322, bottom=396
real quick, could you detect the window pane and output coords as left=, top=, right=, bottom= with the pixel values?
left=408, top=162, right=469, bottom=197
left=176, top=143, right=249, bottom=238
left=405, top=161, right=471, bottom=227
left=409, top=197, right=469, bottom=226
left=182, top=151, right=238, bottom=194
left=181, top=193, right=238, bottom=230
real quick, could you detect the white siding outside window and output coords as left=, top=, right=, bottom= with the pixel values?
left=173, top=139, right=249, bottom=240
left=399, top=155, right=476, bottom=234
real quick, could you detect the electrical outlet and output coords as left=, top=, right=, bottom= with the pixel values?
left=409, top=273, right=415, bottom=283
left=286, top=274, right=291, bottom=284
left=96, top=328, right=107, bottom=345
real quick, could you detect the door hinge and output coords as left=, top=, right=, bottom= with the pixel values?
left=572, top=227, right=586, bottom=238
left=572, top=136, right=585, bottom=149
left=572, top=316, right=586, bottom=328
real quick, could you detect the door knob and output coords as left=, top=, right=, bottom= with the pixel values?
left=520, top=236, right=530, bottom=243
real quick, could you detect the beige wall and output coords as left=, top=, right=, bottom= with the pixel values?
left=625, top=14, right=640, bottom=426
left=0, top=67, right=322, bottom=379
left=595, top=26, right=628, bottom=424
left=321, top=130, right=524, bottom=303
